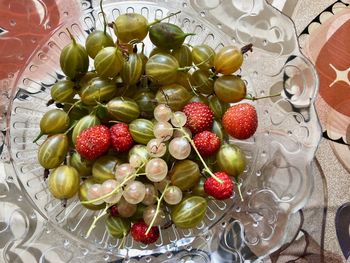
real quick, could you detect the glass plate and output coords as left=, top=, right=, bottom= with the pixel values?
left=3, top=0, right=321, bottom=261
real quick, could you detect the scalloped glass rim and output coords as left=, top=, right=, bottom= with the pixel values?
left=5, top=0, right=321, bottom=260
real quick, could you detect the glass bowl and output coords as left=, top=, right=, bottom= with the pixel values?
left=4, top=0, right=321, bottom=261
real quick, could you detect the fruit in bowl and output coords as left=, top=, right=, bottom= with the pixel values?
left=5, top=0, right=317, bottom=256
left=30, top=1, right=281, bottom=246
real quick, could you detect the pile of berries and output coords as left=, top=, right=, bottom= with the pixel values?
left=34, top=4, right=265, bottom=245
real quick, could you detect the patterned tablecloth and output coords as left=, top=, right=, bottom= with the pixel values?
left=1, top=0, right=350, bottom=262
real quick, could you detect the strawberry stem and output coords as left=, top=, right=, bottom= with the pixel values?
left=245, top=93, right=281, bottom=101
left=186, top=134, right=223, bottom=184
left=145, top=183, right=169, bottom=235
left=234, top=176, right=244, bottom=201
left=171, top=111, right=223, bottom=184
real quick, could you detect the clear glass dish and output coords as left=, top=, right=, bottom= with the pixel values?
left=4, top=0, right=321, bottom=261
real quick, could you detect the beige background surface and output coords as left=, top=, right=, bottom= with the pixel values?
left=293, top=0, right=350, bottom=262
left=282, top=0, right=350, bottom=260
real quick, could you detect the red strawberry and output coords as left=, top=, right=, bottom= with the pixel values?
left=76, top=125, right=111, bottom=160
left=204, top=172, right=233, bottom=200
left=110, top=123, right=134, bottom=153
left=131, top=220, right=159, bottom=244
left=222, top=103, right=257, bottom=140
left=193, top=131, right=220, bottom=157
left=182, top=102, right=214, bottom=134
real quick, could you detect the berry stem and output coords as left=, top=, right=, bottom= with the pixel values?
left=184, top=133, right=223, bottom=184
left=171, top=110, right=223, bottom=184
left=66, top=28, right=76, bottom=44
left=194, top=53, right=214, bottom=68
left=84, top=166, right=145, bottom=237
left=46, top=99, right=54, bottom=106
left=177, top=66, right=193, bottom=72
left=148, top=11, right=181, bottom=27
left=241, top=43, right=253, bottom=54
left=245, top=93, right=281, bottom=101
left=141, top=42, right=145, bottom=54
left=99, top=0, right=107, bottom=35
left=145, top=183, right=169, bottom=235
left=108, top=22, right=114, bottom=29
left=67, top=99, right=82, bottom=115
left=86, top=203, right=110, bottom=238
left=94, top=101, right=107, bottom=109
left=33, top=132, right=44, bottom=143
left=234, top=176, right=244, bottom=202
left=186, top=78, right=199, bottom=96
left=92, top=101, right=107, bottom=116
left=133, top=44, right=138, bottom=54
left=108, top=120, right=123, bottom=124
left=63, top=101, right=90, bottom=110
left=61, top=199, right=67, bottom=208
left=128, top=39, right=143, bottom=45
left=184, top=33, right=196, bottom=37
left=43, top=169, right=49, bottom=180
left=118, top=234, right=127, bottom=249
left=208, top=68, right=218, bottom=81
left=64, top=120, right=78, bottom=135
left=81, top=168, right=143, bottom=205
